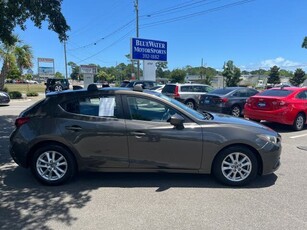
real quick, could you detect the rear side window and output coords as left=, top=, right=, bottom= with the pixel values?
left=162, top=85, right=176, bottom=93
left=181, top=86, right=193, bottom=92
left=210, top=88, right=233, bottom=95
left=61, top=95, right=122, bottom=118
left=258, top=89, right=293, bottom=97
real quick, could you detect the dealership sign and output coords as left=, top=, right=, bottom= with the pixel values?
left=80, top=65, right=97, bottom=74
left=131, top=38, right=167, bottom=61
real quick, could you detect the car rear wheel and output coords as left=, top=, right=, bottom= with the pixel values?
left=213, top=146, right=258, bottom=186
left=185, top=100, right=195, bottom=109
left=231, top=105, right=241, bottom=117
left=31, top=145, right=76, bottom=185
left=292, top=113, right=305, bottom=131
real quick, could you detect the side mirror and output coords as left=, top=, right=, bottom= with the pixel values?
left=170, top=113, right=184, bottom=128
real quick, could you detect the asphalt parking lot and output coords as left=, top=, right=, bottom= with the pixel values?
left=0, top=97, right=307, bottom=230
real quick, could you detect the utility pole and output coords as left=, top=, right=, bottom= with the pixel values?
left=135, top=0, right=140, bottom=80
left=200, top=58, right=203, bottom=80
left=64, top=40, right=68, bottom=79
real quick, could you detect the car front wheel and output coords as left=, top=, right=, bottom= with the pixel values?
left=31, top=145, right=76, bottom=185
left=213, top=146, right=258, bottom=186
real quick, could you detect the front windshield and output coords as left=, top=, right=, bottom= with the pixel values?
left=148, top=91, right=206, bottom=120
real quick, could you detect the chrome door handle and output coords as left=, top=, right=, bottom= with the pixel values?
left=131, top=131, right=146, bottom=138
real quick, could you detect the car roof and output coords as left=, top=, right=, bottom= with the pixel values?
left=45, top=86, right=159, bottom=98
left=165, top=83, right=209, bottom=86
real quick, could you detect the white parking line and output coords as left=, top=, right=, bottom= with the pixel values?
left=290, top=133, right=307, bottom=139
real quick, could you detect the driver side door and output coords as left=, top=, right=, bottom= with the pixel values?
left=123, top=95, right=203, bottom=170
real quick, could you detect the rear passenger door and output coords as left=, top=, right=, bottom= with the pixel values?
left=58, top=93, right=129, bottom=168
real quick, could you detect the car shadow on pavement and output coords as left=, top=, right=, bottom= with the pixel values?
left=260, top=121, right=306, bottom=133
left=0, top=115, right=278, bottom=230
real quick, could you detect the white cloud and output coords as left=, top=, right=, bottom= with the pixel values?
left=260, top=57, right=301, bottom=69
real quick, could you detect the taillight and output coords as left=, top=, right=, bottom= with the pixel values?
left=279, top=101, right=287, bottom=106
left=220, top=98, right=228, bottom=103
left=272, top=100, right=287, bottom=109
left=15, top=117, right=30, bottom=128
left=174, top=86, right=180, bottom=98
left=213, top=97, right=228, bottom=103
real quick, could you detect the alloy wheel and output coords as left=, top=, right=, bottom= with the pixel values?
left=231, top=106, right=241, bottom=117
left=221, top=152, right=252, bottom=182
left=294, top=114, right=305, bottom=131
left=36, top=151, right=68, bottom=181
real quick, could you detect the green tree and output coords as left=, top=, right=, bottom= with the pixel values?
left=7, top=64, right=21, bottom=80
left=68, top=61, right=80, bottom=80
left=0, top=36, right=33, bottom=90
left=170, top=69, right=186, bottom=83
left=302, top=37, right=307, bottom=49
left=55, top=72, right=64, bottom=79
left=268, top=65, right=280, bottom=84
left=222, top=60, right=241, bottom=86
left=0, top=0, right=69, bottom=45
left=279, top=69, right=293, bottom=78
left=156, top=62, right=168, bottom=79
left=15, top=45, right=33, bottom=73
left=290, top=68, right=306, bottom=86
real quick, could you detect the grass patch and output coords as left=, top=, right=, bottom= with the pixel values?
left=5, top=84, right=45, bottom=93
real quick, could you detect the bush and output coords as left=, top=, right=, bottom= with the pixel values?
left=26, top=92, right=39, bottom=97
left=9, top=91, right=22, bottom=99
left=3, top=87, right=8, bottom=92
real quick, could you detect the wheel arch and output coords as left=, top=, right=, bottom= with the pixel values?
left=184, top=98, right=196, bottom=104
left=211, top=143, right=263, bottom=175
left=27, top=140, right=79, bottom=171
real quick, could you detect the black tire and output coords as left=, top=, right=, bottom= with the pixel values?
left=31, top=144, right=76, bottom=185
left=54, top=83, right=63, bottom=91
left=292, top=113, right=305, bottom=131
left=231, top=105, right=241, bottom=117
left=213, top=146, right=258, bottom=186
left=185, top=100, right=195, bottom=109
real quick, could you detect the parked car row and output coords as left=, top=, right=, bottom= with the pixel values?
left=5, top=79, right=39, bottom=84
left=48, top=79, right=307, bottom=131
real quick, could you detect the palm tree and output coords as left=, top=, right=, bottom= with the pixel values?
left=0, top=36, right=33, bottom=90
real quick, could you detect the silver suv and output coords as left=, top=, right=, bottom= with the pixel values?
left=162, top=83, right=214, bottom=109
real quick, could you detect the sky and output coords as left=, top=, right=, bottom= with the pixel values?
left=13, top=0, right=307, bottom=75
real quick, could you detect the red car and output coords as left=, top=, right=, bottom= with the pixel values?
left=244, top=87, right=307, bottom=131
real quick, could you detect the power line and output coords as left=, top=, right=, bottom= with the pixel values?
left=141, top=0, right=255, bottom=28
left=68, top=19, right=135, bottom=51
left=75, top=29, right=135, bottom=64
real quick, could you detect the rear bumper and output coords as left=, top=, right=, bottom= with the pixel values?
left=244, top=108, right=293, bottom=125
left=198, top=105, right=230, bottom=114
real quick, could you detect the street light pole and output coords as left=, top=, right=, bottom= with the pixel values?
left=135, top=0, right=140, bottom=80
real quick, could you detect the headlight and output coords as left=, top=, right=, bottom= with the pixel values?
left=257, top=134, right=278, bottom=144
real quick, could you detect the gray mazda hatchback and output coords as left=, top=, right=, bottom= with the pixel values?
left=10, top=84, right=281, bottom=186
